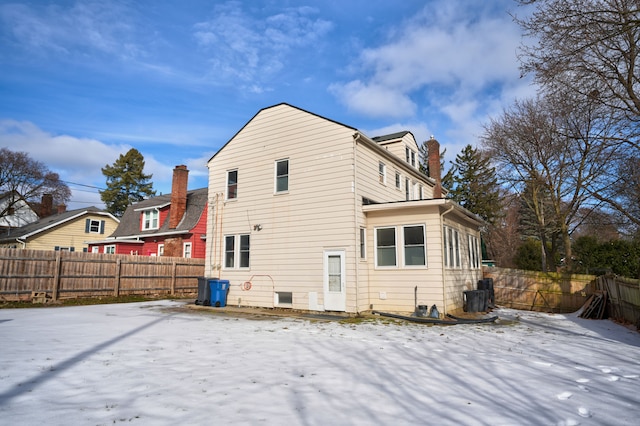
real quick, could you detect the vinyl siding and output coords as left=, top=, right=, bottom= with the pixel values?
left=206, top=104, right=359, bottom=311
left=24, top=214, right=119, bottom=252
left=364, top=206, right=445, bottom=312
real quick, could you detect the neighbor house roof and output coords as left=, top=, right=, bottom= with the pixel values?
left=109, top=188, right=207, bottom=239
left=372, top=131, right=413, bottom=143
left=0, top=206, right=118, bottom=242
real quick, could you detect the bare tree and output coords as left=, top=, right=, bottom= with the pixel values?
left=482, top=94, right=616, bottom=269
left=516, top=0, right=640, bottom=228
left=0, top=148, right=71, bottom=218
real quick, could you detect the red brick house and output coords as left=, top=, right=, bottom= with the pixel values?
left=87, top=165, right=207, bottom=258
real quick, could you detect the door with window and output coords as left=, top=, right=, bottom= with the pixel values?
left=323, top=250, right=346, bottom=311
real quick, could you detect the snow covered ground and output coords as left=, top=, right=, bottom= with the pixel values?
left=0, top=300, right=639, bottom=426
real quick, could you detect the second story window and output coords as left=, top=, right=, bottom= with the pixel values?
left=379, top=162, right=386, bottom=184
left=142, top=210, right=159, bottom=230
left=227, top=169, right=238, bottom=200
left=405, top=178, right=411, bottom=200
left=395, top=172, right=401, bottom=189
left=85, top=219, right=105, bottom=234
left=275, top=159, right=289, bottom=193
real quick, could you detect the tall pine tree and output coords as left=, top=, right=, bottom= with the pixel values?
left=446, top=144, right=501, bottom=225
left=100, top=148, right=156, bottom=217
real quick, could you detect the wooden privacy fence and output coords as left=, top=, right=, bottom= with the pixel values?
left=0, top=248, right=205, bottom=301
left=483, top=266, right=596, bottom=313
left=594, top=274, right=640, bottom=327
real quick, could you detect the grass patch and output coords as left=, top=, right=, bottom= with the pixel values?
left=0, top=295, right=192, bottom=309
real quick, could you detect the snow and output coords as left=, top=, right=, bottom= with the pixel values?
left=1, top=301, right=639, bottom=426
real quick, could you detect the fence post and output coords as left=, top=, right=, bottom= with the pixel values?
left=171, top=260, right=177, bottom=295
left=114, top=258, right=122, bottom=297
left=52, top=252, right=62, bottom=301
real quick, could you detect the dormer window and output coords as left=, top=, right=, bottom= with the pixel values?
left=142, top=209, right=159, bottom=230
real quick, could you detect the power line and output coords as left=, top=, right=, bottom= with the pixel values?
left=61, top=180, right=106, bottom=191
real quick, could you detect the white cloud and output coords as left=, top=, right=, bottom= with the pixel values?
left=193, top=2, right=333, bottom=89
left=0, top=2, right=143, bottom=61
left=329, top=0, right=527, bottom=124
left=329, top=80, right=416, bottom=118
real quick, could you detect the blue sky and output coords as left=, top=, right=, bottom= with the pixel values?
left=0, top=0, right=535, bottom=210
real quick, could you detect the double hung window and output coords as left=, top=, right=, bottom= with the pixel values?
left=275, top=159, right=289, bottom=193
left=142, top=210, right=159, bottom=230
left=376, top=227, right=397, bottom=267
left=403, top=225, right=426, bottom=266
left=443, top=226, right=460, bottom=268
left=227, top=170, right=238, bottom=200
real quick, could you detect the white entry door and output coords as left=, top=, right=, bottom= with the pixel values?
left=324, top=250, right=346, bottom=311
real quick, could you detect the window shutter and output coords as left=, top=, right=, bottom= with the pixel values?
left=100, top=220, right=105, bottom=234
left=85, top=219, right=90, bottom=233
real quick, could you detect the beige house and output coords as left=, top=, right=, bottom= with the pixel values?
left=205, top=103, right=483, bottom=315
left=0, top=206, right=119, bottom=252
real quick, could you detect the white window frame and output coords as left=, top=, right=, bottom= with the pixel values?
left=405, top=178, right=411, bottom=200
left=158, top=244, right=164, bottom=256
left=223, top=234, right=250, bottom=269
left=379, top=162, right=386, bottom=184
left=105, top=245, right=115, bottom=254
left=88, top=219, right=101, bottom=233
left=405, top=146, right=410, bottom=163
left=275, top=159, right=289, bottom=193
left=359, top=227, right=366, bottom=260
left=142, top=209, right=159, bottom=230
left=395, top=172, right=401, bottom=189
left=226, top=169, right=238, bottom=200
left=402, top=224, right=427, bottom=267
left=443, top=226, right=460, bottom=268
left=183, top=242, right=192, bottom=258
left=468, top=234, right=480, bottom=269
left=91, top=246, right=99, bottom=253
left=375, top=227, right=397, bottom=268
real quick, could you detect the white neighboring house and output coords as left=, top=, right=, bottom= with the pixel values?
left=205, top=103, right=483, bottom=315
left=0, top=191, right=39, bottom=230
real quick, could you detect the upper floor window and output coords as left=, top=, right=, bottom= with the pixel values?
left=359, top=227, right=366, bottom=259
left=405, top=178, right=411, bottom=200
left=142, top=210, right=159, bottom=230
left=275, top=159, right=289, bottom=193
left=227, top=169, right=238, bottom=200
left=85, top=219, right=105, bottom=234
left=406, top=146, right=416, bottom=167
left=379, top=162, right=386, bottom=184
left=395, top=172, right=401, bottom=189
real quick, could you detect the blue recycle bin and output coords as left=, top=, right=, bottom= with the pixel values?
left=209, top=279, right=230, bottom=307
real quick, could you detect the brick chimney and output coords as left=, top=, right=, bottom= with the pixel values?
left=427, top=137, right=442, bottom=199
left=169, top=165, right=189, bottom=229
left=40, top=194, right=53, bottom=217
left=57, top=204, right=66, bottom=214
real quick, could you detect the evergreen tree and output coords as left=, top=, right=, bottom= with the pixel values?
left=100, top=149, right=156, bottom=217
left=446, top=145, right=501, bottom=225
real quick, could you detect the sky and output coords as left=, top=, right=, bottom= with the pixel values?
left=1, top=301, right=639, bottom=425
left=0, top=0, right=536, bottom=210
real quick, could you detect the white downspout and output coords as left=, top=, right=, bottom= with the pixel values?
left=352, top=134, right=360, bottom=313
left=440, top=202, right=455, bottom=316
